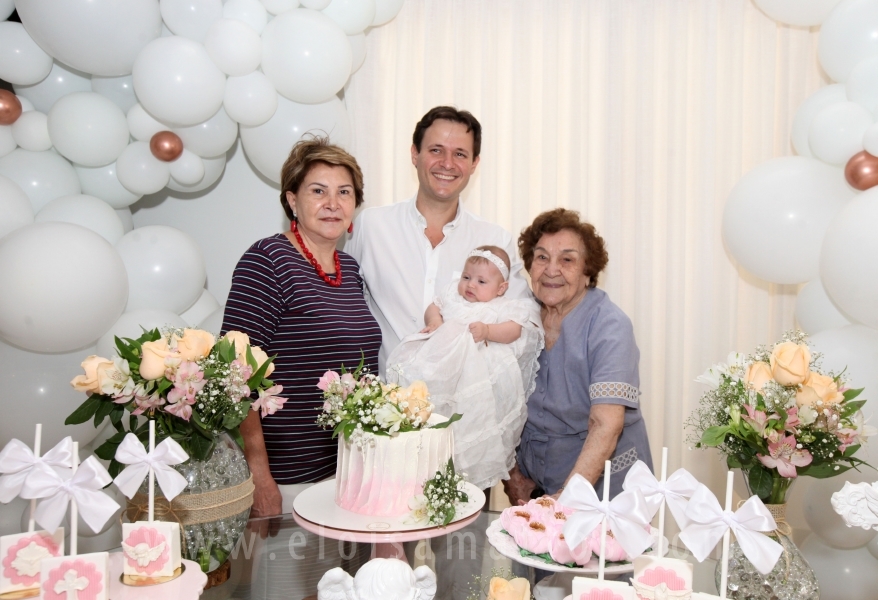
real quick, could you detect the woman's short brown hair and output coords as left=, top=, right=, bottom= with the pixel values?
left=518, top=208, right=608, bottom=288
left=279, top=136, right=365, bottom=221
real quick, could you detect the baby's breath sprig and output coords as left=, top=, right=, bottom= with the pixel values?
left=421, top=458, right=468, bottom=526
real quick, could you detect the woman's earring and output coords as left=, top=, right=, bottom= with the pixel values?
left=348, top=222, right=354, bottom=234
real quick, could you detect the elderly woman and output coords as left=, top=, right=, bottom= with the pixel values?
left=221, top=137, right=381, bottom=518
left=504, top=208, right=652, bottom=504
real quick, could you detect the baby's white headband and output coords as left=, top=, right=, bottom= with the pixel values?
left=468, top=249, right=509, bottom=280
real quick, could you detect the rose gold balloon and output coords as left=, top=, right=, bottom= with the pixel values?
left=844, top=150, right=878, bottom=191
left=149, top=131, right=184, bottom=162
left=0, top=89, right=23, bottom=126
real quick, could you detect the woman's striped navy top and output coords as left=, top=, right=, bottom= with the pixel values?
left=220, top=234, right=381, bottom=485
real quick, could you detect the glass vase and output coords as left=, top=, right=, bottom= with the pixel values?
left=714, top=473, right=819, bottom=599
left=127, top=432, right=252, bottom=573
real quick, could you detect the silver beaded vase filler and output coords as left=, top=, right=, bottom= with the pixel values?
left=131, top=433, right=253, bottom=573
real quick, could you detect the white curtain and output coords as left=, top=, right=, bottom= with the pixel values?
left=345, top=0, right=828, bottom=495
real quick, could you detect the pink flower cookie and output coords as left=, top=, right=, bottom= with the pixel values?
left=499, top=506, right=537, bottom=537
left=2, top=532, right=61, bottom=587
left=511, top=518, right=555, bottom=555
left=122, top=526, right=170, bottom=575
left=42, top=559, right=103, bottom=600
left=548, top=530, right=592, bottom=566
left=587, top=528, right=629, bottom=562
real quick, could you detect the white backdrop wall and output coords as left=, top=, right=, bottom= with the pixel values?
left=343, top=0, right=830, bottom=493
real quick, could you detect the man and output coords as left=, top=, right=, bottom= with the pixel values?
left=346, top=106, right=530, bottom=374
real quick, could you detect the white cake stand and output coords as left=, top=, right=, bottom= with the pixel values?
left=293, top=480, right=485, bottom=561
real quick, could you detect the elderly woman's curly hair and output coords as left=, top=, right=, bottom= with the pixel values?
left=518, top=208, right=609, bottom=288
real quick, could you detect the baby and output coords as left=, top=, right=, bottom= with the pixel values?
left=387, top=246, right=544, bottom=491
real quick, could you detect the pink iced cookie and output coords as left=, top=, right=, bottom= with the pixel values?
left=548, top=530, right=593, bottom=566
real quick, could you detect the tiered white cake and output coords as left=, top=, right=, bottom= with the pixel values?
left=335, top=415, right=454, bottom=517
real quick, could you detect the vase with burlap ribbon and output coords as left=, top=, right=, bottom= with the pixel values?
left=126, top=432, right=253, bottom=575
left=714, top=475, right=819, bottom=600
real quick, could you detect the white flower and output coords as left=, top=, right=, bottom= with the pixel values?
left=798, top=405, right=818, bottom=426
left=403, top=494, right=429, bottom=525
left=374, top=403, right=405, bottom=433
left=695, top=363, right=729, bottom=389
left=853, top=411, right=878, bottom=441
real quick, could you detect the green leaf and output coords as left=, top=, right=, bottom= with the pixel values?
left=94, top=431, right=128, bottom=461
left=843, top=388, right=865, bottom=402
left=841, top=399, right=867, bottom=418
left=726, top=454, right=743, bottom=469
left=107, top=459, right=124, bottom=479
left=799, top=463, right=853, bottom=478
left=843, top=444, right=862, bottom=458
left=700, top=425, right=730, bottom=447
left=229, top=427, right=245, bottom=451
left=246, top=354, right=273, bottom=389
left=746, top=464, right=773, bottom=500
left=65, top=395, right=103, bottom=425
left=93, top=400, right=116, bottom=427
left=187, top=434, right=215, bottom=461
left=430, top=413, right=463, bottom=430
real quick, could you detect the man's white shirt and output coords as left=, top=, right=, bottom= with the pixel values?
left=344, top=196, right=531, bottom=374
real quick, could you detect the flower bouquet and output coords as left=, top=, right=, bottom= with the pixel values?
left=66, top=328, right=285, bottom=476
left=316, top=359, right=460, bottom=447
left=406, top=458, right=469, bottom=526
left=687, top=330, right=873, bottom=504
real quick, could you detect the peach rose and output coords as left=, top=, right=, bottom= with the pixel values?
left=487, top=577, right=530, bottom=600
left=769, top=342, right=811, bottom=386
left=401, top=381, right=432, bottom=423
left=223, top=331, right=251, bottom=357
left=174, top=329, right=215, bottom=361
left=744, top=361, right=773, bottom=392
left=140, top=339, right=176, bottom=380
left=71, top=355, right=114, bottom=394
left=796, top=371, right=844, bottom=407
left=250, top=345, right=275, bottom=377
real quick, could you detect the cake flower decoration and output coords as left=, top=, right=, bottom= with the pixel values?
left=0, top=437, right=73, bottom=503
left=113, top=433, right=189, bottom=501
left=558, top=474, right=653, bottom=558
left=679, top=483, right=782, bottom=574
left=19, top=456, right=120, bottom=534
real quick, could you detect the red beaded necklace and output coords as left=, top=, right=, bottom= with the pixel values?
left=291, top=221, right=342, bottom=287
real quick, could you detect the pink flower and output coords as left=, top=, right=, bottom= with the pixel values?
left=837, top=428, right=860, bottom=453
left=511, top=519, right=553, bottom=554
left=340, top=373, right=357, bottom=395
left=231, top=358, right=253, bottom=381
left=500, top=506, right=535, bottom=536
left=742, top=404, right=778, bottom=438
left=784, top=406, right=801, bottom=432
left=757, top=434, right=813, bottom=477
left=317, top=370, right=340, bottom=391
left=548, top=530, right=592, bottom=566
left=587, top=528, right=629, bottom=562
left=130, top=385, right=165, bottom=416
left=252, top=385, right=286, bottom=417
left=167, top=361, right=206, bottom=405
left=164, top=397, right=195, bottom=421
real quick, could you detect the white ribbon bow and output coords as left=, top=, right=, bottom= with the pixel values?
left=622, top=460, right=700, bottom=529
left=0, top=437, right=73, bottom=503
left=20, top=456, right=120, bottom=534
left=558, top=474, right=654, bottom=558
left=679, top=484, right=782, bottom=574
left=113, top=433, right=189, bottom=501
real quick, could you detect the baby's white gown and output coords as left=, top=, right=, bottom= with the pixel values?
left=386, top=283, right=544, bottom=490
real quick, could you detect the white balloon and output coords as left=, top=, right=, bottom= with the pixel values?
left=0, top=149, right=81, bottom=213
left=868, top=535, right=878, bottom=560
left=722, top=157, right=853, bottom=284
left=300, top=0, right=330, bottom=9
left=13, top=61, right=91, bottom=114
left=0, top=497, right=28, bottom=537
left=0, top=222, right=127, bottom=352
left=808, top=101, right=873, bottom=165
left=862, top=122, right=878, bottom=155
left=349, top=33, right=366, bottom=74
left=322, top=0, right=375, bottom=35
left=115, top=208, right=134, bottom=234
left=96, top=308, right=188, bottom=358
left=115, top=142, right=171, bottom=195
left=161, top=0, right=224, bottom=43
left=372, top=0, right=404, bottom=26
left=0, top=22, right=53, bottom=86
left=261, top=9, right=352, bottom=104
left=819, top=0, right=878, bottom=83
left=167, top=153, right=227, bottom=192
left=262, top=0, right=299, bottom=15
left=90, top=75, right=138, bottom=114
left=0, top=175, right=33, bottom=241
left=754, top=0, right=843, bottom=26
left=132, top=36, right=227, bottom=126
left=74, top=162, right=143, bottom=209
left=801, top=535, right=878, bottom=599
left=116, top=226, right=206, bottom=313
left=127, top=103, right=169, bottom=143
left=35, top=194, right=125, bottom=245
left=240, top=95, right=350, bottom=182
left=795, top=280, right=852, bottom=335
left=847, top=57, right=878, bottom=115
left=16, top=96, right=35, bottom=113
left=820, top=190, right=878, bottom=328
left=224, top=0, right=269, bottom=34
left=14, top=0, right=161, bottom=76
left=224, top=71, right=278, bottom=126
left=0, top=126, right=15, bottom=159
left=169, top=149, right=205, bottom=185
left=204, top=18, right=262, bottom=76
left=11, top=111, right=52, bottom=152
left=804, top=474, right=877, bottom=549
left=173, top=107, right=238, bottom=157
left=0, top=340, right=104, bottom=451
left=0, top=0, right=14, bottom=20
left=180, top=289, right=220, bottom=327
left=48, top=92, right=130, bottom=167
left=197, top=305, right=226, bottom=334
